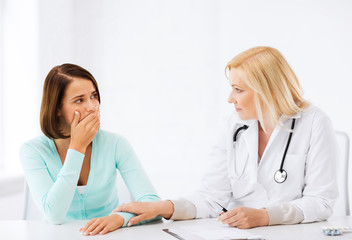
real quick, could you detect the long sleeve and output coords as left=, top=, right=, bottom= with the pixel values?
left=169, top=198, right=197, bottom=220
left=264, top=110, right=338, bottom=224
left=20, top=143, right=84, bottom=224
left=266, top=203, right=304, bottom=225
left=288, top=112, right=338, bottom=222
left=112, top=136, right=161, bottom=226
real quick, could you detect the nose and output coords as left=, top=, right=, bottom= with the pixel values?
left=86, top=99, right=99, bottom=112
left=228, top=91, right=237, bottom=104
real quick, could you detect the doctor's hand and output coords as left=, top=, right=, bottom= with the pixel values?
left=80, top=214, right=124, bottom=236
left=217, top=207, right=269, bottom=229
left=112, top=201, right=174, bottom=226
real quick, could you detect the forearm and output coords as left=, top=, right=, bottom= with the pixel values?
left=169, top=198, right=197, bottom=220
left=43, top=149, right=84, bottom=223
left=29, top=149, right=84, bottom=224
left=265, top=203, right=304, bottom=225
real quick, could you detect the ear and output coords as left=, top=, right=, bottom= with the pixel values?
left=57, top=109, right=62, bottom=117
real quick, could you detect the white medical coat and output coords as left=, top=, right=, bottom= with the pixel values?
left=185, top=105, right=338, bottom=223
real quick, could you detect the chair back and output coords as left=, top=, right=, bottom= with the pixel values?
left=22, top=182, right=42, bottom=220
left=333, top=130, right=350, bottom=216
left=116, top=171, right=133, bottom=204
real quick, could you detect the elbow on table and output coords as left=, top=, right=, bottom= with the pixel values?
left=43, top=210, right=66, bottom=225
left=41, top=199, right=67, bottom=224
left=319, top=205, right=333, bottom=221
left=319, top=198, right=335, bottom=221
left=301, top=201, right=334, bottom=223
left=45, top=215, right=66, bottom=225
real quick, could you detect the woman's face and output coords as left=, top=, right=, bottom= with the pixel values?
left=58, top=77, right=99, bottom=134
left=228, top=68, right=257, bottom=120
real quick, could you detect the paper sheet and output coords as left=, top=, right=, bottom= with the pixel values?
left=164, top=221, right=263, bottom=240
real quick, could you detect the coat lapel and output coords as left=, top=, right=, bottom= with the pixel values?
left=260, top=112, right=302, bottom=165
left=234, top=120, right=258, bottom=178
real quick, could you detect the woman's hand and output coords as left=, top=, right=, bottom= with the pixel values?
left=69, top=110, right=100, bottom=154
left=80, top=214, right=124, bottom=236
left=112, top=201, right=174, bottom=226
left=217, top=207, right=269, bottom=229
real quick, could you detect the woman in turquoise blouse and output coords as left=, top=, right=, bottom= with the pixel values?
left=20, top=63, right=160, bottom=235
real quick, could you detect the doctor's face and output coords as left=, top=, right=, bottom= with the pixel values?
left=227, top=68, right=257, bottom=120
left=57, top=77, right=100, bottom=134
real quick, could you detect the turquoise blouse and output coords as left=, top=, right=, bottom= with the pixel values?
left=20, top=130, right=160, bottom=225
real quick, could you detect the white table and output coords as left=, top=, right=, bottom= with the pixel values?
left=1, top=216, right=352, bottom=240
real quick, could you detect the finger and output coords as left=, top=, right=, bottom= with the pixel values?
left=71, top=111, right=80, bottom=127
left=128, top=214, right=149, bottom=226
left=112, top=207, right=120, bottom=213
left=218, top=209, right=238, bottom=222
left=87, top=115, right=100, bottom=130
left=218, top=211, right=231, bottom=221
left=92, top=117, right=100, bottom=131
left=236, top=223, right=250, bottom=229
left=80, top=219, right=95, bottom=233
left=78, top=109, right=100, bottom=127
left=83, top=112, right=100, bottom=129
left=89, top=223, right=105, bottom=235
left=228, top=219, right=241, bottom=228
left=112, top=205, right=124, bottom=212
left=100, top=226, right=110, bottom=235
left=79, top=111, right=96, bottom=125
left=225, top=214, right=242, bottom=226
left=113, top=203, right=136, bottom=213
left=222, top=212, right=240, bottom=224
left=85, top=220, right=101, bottom=234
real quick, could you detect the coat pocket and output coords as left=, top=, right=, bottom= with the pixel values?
left=279, top=153, right=307, bottom=184
left=230, top=177, right=256, bottom=199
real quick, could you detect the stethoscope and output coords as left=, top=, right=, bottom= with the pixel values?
left=233, top=118, right=296, bottom=184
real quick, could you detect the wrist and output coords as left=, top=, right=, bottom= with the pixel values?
left=110, top=214, right=124, bottom=228
left=68, top=143, right=86, bottom=154
left=158, top=200, right=174, bottom=219
left=259, top=208, right=269, bottom=226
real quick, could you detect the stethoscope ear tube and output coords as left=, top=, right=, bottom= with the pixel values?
left=233, top=125, right=249, bottom=142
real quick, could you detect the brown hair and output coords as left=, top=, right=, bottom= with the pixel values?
left=40, top=63, right=100, bottom=139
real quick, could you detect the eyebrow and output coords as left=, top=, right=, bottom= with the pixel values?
left=71, top=94, right=84, bottom=101
left=70, top=90, right=97, bottom=101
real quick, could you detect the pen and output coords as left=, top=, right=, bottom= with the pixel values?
left=215, top=201, right=228, bottom=212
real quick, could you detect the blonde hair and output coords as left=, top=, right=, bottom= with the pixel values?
left=225, top=46, right=309, bottom=131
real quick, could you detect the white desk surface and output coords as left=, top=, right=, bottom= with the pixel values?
left=1, top=216, right=352, bottom=240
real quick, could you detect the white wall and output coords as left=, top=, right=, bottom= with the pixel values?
left=0, top=174, right=24, bottom=219
left=1, top=0, right=352, bottom=217
left=40, top=0, right=350, bottom=199
left=0, top=0, right=39, bottom=219
left=0, top=0, right=4, bottom=169
left=1, top=0, right=40, bottom=172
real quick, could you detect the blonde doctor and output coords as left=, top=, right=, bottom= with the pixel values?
left=112, top=46, right=338, bottom=228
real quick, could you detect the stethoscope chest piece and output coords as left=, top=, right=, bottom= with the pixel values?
left=274, top=169, right=287, bottom=183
